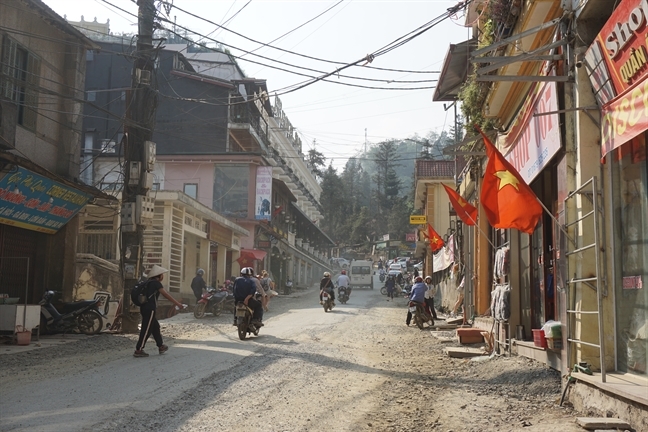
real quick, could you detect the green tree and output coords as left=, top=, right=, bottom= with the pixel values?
left=307, top=148, right=326, bottom=179
left=319, top=165, right=346, bottom=241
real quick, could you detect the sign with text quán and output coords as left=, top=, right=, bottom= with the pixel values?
left=0, top=167, right=90, bottom=234
left=585, top=0, right=648, bottom=156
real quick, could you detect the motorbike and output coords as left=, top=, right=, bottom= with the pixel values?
left=409, top=300, right=433, bottom=329
left=338, top=285, right=349, bottom=304
left=39, top=290, right=104, bottom=335
left=235, top=293, right=263, bottom=340
left=322, top=289, right=335, bottom=312
left=194, top=286, right=228, bottom=318
left=379, top=273, right=385, bottom=282
left=284, top=278, right=293, bottom=295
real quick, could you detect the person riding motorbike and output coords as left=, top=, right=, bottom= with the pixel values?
left=405, top=276, right=427, bottom=326
left=233, top=267, right=264, bottom=326
left=385, top=274, right=396, bottom=301
left=191, top=268, right=207, bottom=302
left=337, top=269, right=351, bottom=298
left=319, top=272, right=335, bottom=305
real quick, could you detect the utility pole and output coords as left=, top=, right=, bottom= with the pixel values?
left=120, top=0, right=158, bottom=333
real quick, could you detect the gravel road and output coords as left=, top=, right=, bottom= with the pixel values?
left=0, top=280, right=584, bottom=432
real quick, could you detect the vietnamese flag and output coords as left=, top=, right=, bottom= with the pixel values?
left=442, top=184, right=477, bottom=226
left=427, top=224, right=445, bottom=252
left=477, top=127, right=542, bottom=234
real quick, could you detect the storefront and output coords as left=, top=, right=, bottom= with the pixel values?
left=585, top=0, right=648, bottom=375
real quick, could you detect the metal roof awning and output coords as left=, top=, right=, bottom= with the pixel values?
left=433, top=39, right=477, bottom=102
left=291, top=201, right=335, bottom=246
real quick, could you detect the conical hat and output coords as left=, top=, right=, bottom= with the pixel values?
left=148, top=265, right=168, bottom=278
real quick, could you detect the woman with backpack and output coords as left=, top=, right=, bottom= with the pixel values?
left=134, top=265, right=187, bottom=358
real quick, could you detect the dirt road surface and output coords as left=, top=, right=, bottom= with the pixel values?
left=0, top=279, right=584, bottom=432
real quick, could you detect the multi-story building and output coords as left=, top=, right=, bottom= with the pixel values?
left=435, top=0, right=647, bottom=422
left=75, top=31, right=331, bottom=302
left=0, top=0, right=107, bottom=303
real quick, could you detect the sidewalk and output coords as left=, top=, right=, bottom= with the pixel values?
left=0, top=333, right=90, bottom=356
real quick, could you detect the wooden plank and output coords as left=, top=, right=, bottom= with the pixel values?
left=575, top=418, right=631, bottom=430
left=445, top=347, right=486, bottom=358
left=446, top=317, right=464, bottom=325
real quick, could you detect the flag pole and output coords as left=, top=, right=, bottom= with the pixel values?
left=463, top=212, right=497, bottom=250
left=535, top=197, right=576, bottom=246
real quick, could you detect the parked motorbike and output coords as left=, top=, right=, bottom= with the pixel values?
left=322, top=289, right=335, bottom=312
left=284, top=278, right=293, bottom=295
left=409, top=300, right=432, bottom=329
left=235, top=293, right=263, bottom=340
left=338, top=285, right=349, bottom=304
left=194, top=287, right=228, bottom=318
left=39, top=290, right=104, bottom=335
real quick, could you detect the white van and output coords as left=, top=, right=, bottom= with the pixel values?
left=349, top=260, right=374, bottom=289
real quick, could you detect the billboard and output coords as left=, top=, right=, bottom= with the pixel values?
left=0, top=166, right=90, bottom=234
left=254, top=166, right=272, bottom=220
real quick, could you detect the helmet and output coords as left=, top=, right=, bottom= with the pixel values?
left=323, top=272, right=331, bottom=278
left=240, top=267, right=253, bottom=276
left=424, top=275, right=432, bottom=282
left=415, top=276, right=423, bottom=283
left=341, top=269, right=346, bottom=275
left=196, top=268, right=205, bottom=276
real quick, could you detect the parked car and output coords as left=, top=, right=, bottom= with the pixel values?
left=414, top=262, right=423, bottom=271
left=389, top=263, right=404, bottom=274
left=330, top=257, right=350, bottom=269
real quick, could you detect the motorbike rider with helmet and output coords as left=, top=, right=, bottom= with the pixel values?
left=191, top=268, right=207, bottom=302
left=233, top=267, right=264, bottom=326
left=319, top=271, right=335, bottom=305
left=337, top=269, right=351, bottom=298
left=424, top=275, right=439, bottom=321
left=405, top=276, right=427, bottom=326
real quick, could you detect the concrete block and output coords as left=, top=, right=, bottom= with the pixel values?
left=575, top=417, right=631, bottom=430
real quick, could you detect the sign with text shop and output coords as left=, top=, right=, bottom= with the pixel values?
left=0, top=167, right=90, bottom=234
left=585, top=0, right=648, bottom=156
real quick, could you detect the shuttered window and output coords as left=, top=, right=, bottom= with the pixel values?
left=0, top=35, right=40, bottom=131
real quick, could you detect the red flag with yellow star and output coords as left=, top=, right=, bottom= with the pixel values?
left=427, top=223, right=445, bottom=252
left=442, top=184, right=477, bottom=226
left=478, top=128, right=542, bottom=234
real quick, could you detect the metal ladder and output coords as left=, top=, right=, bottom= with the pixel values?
left=564, top=176, right=607, bottom=382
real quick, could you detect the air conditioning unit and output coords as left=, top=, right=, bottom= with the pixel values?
left=0, top=99, right=18, bottom=149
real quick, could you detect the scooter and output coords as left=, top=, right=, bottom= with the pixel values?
left=194, top=286, right=228, bottom=318
left=39, top=290, right=105, bottom=335
left=284, top=278, right=293, bottom=295
left=338, top=285, right=349, bottom=304
left=235, top=293, right=263, bottom=340
left=322, top=289, right=335, bottom=312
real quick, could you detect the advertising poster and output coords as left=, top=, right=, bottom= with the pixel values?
left=255, top=166, right=272, bottom=220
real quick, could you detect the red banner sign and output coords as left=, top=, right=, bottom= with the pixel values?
left=586, top=0, right=648, bottom=156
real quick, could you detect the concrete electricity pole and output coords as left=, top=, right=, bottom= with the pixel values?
left=120, top=0, right=158, bottom=333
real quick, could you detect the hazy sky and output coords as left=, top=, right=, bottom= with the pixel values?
left=44, top=0, right=470, bottom=169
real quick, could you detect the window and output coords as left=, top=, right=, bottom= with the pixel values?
left=152, top=182, right=160, bottom=191
left=213, top=164, right=249, bottom=218
left=86, top=91, right=96, bottom=101
left=184, top=183, right=197, bottom=199
left=0, top=36, right=40, bottom=130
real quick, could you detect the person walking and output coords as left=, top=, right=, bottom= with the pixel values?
left=385, top=274, right=396, bottom=301
left=191, top=268, right=207, bottom=302
left=424, top=275, right=439, bottom=321
left=134, top=265, right=187, bottom=358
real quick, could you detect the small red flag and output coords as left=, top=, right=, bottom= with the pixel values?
left=427, top=223, right=445, bottom=252
left=442, top=184, right=477, bottom=226
left=477, top=127, right=542, bottom=234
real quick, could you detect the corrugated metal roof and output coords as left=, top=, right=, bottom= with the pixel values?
left=415, top=160, right=455, bottom=178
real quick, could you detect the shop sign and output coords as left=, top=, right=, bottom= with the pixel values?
left=254, top=166, right=272, bottom=220
left=209, top=221, right=232, bottom=246
left=0, top=167, right=90, bottom=234
left=231, top=235, right=240, bottom=251
left=409, top=215, right=426, bottom=224
left=585, top=0, right=648, bottom=155
left=497, top=81, right=561, bottom=184
left=623, top=275, right=643, bottom=289
left=405, top=233, right=416, bottom=242
left=375, top=242, right=387, bottom=249
left=257, top=240, right=271, bottom=248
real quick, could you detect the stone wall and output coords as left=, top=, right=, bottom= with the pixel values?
left=73, top=254, right=122, bottom=301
